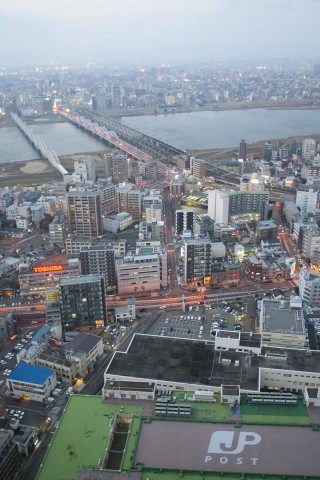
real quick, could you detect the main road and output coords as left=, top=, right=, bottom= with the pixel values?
left=0, top=282, right=295, bottom=317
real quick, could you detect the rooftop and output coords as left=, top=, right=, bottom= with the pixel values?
left=63, top=332, right=102, bottom=355
left=8, top=362, right=54, bottom=385
left=36, top=396, right=142, bottom=480
left=60, top=274, right=102, bottom=286
left=262, top=300, right=304, bottom=334
left=106, top=334, right=320, bottom=391
left=32, top=325, right=51, bottom=343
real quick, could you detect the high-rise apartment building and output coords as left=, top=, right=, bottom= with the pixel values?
left=105, top=154, right=131, bottom=183
left=183, top=238, right=212, bottom=283
left=264, top=141, right=273, bottom=162
left=175, top=210, right=195, bottom=235
left=79, top=244, right=116, bottom=289
left=59, top=275, right=107, bottom=331
left=239, top=139, right=247, bottom=160
left=208, top=189, right=268, bottom=225
left=117, top=184, right=142, bottom=220
left=302, top=138, right=316, bottom=160
left=67, top=191, right=103, bottom=238
left=190, top=157, right=206, bottom=179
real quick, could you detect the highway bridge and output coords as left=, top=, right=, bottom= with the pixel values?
left=11, top=113, right=68, bottom=176
left=75, top=109, right=185, bottom=160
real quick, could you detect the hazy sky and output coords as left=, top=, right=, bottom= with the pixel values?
left=1, top=0, right=320, bottom=66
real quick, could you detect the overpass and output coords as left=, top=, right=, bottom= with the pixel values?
left=75, top=109, right=185, bottom=160
left=11, top=113, right=68, bottom=176
left=59, top=109, right=153, bottom=162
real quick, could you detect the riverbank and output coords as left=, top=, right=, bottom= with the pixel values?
left=110, top=99, right=320, bottom=119
left=192, top=133, right=320, bottom=161
left=0, top=149, right=112, bottom=187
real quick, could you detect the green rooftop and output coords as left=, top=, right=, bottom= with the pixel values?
left=36, top=395, right=142, bottom=480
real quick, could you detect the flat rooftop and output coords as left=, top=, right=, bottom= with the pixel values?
left=106, top=334, right=260, bottom=391
left=106, top=334, right=320, bottom=391
left=36, top=396, right=142, bottom=480
left=262, top=300, right=304, bottom=334
left=60, top=274, right=102, bottom=286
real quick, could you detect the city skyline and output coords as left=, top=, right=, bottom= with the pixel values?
left=1, top=0, right=320, bottom=65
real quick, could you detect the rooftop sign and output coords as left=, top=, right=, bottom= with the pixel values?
left=33, top=265, right=63, bottom=273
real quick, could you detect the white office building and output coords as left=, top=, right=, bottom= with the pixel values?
left=299, top=270, right=320, bottom=307
left=208, top=190, right=229, bottom=224
left=103, top=212, right=133, bottom=234
left=296, top=189, right=318, bottom=215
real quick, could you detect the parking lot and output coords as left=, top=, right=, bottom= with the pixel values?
left=148, top=303, right=246, bottom=341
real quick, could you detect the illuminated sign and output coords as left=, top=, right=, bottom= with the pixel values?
left=33, top=265, right=63, bottom=273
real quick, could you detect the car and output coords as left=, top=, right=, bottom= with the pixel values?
left=4, top=369, right=12, bottom=376
left=21, top=339, right=28, bottom=344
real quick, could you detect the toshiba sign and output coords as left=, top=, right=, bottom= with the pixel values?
left=33, top=265, right=63, bottom=273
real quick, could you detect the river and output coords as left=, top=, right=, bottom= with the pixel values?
left=120, top=108, right=320, bottom=149
left=0, top=122, right=107, bottom=164
left=1, top=108, right=320, bottom=164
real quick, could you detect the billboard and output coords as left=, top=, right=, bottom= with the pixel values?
left=33, top=265, right=63, bottom=273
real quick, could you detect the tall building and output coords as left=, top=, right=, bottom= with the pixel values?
left=116, top=253, right=161, bottom=295
left=59, top=275, right=107, bottom=332
left=208, top=189, right=269, bottom=225
left=67, top=191, right=103, bottom=238
left=74, top=156, right=96, bottom=183
left=105, top=154, right=131, bottom=183
left=183, top=238, right=212, bottom=284
left=264, top=141, right=273, bottom=162
left=190, top=157, right=206, bottom=179
left=175, top=210, right=195, bottom=235
left=299, top=270, right=320, bottom=307
left=296, top=188, right=318, bottom=215
left=115, top=241, right=167, bottom=295
left=208, top=190, right=229, bottom=224
left=302, top=138, right=316, bottom=160
left=239, top=139, right=247, bottom=160
left=146, top=161, right=158, bottom=181
left=117, top=185, right=142, bottom=220
left=79, top=244, right=116, bottom=289
left=112, top=84, right=122, bottom=108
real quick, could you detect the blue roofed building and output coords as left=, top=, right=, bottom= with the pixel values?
left=31, top=325, right=51, bottom=346
left=6, top=362, right=57, bottom=402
